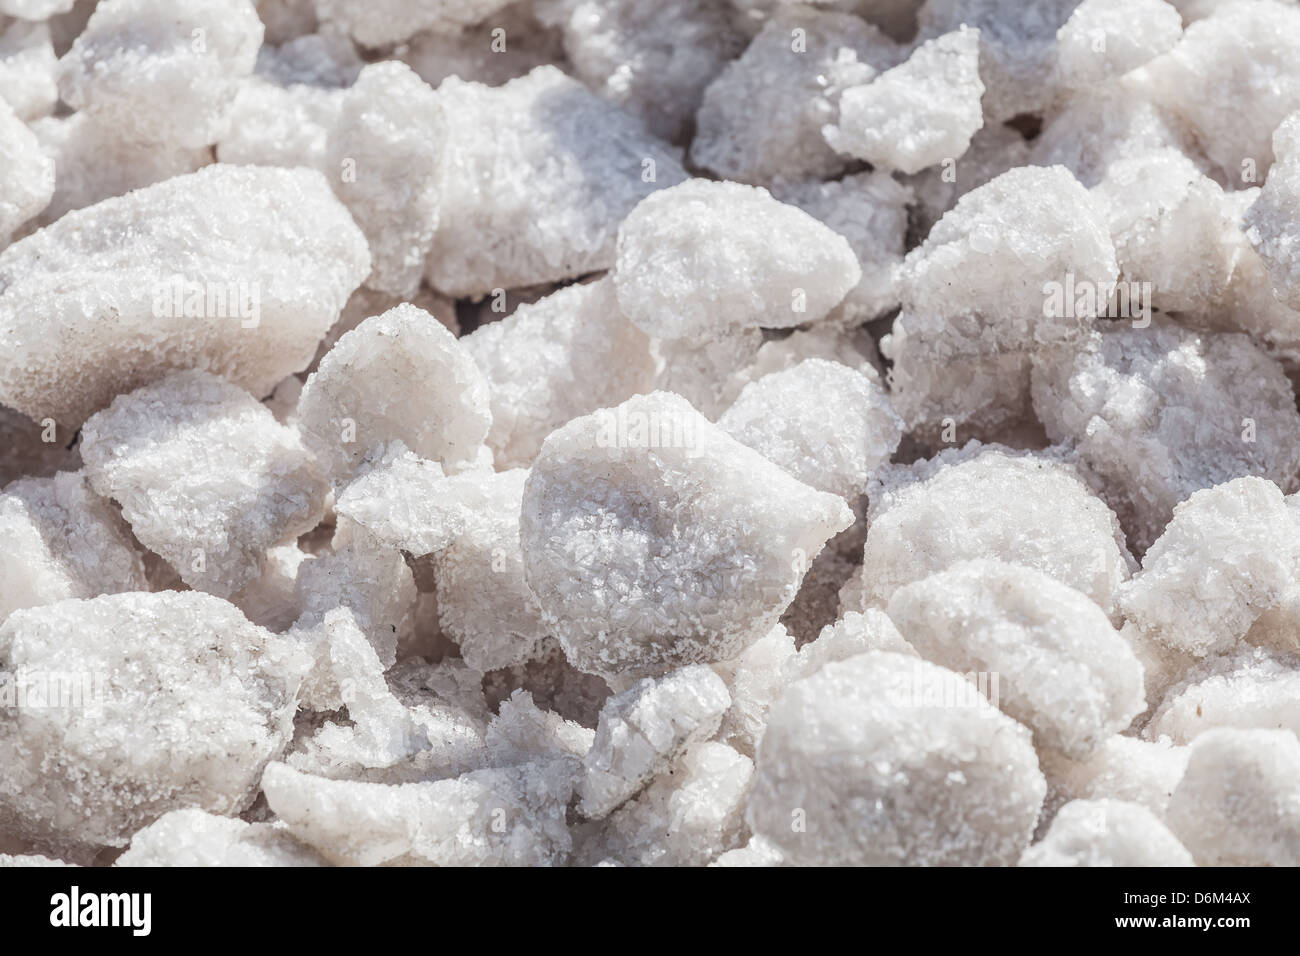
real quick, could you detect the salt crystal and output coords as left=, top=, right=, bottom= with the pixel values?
left=116, top=809, right=326, bottom=866
left=1019, top=799, right=1194, bottom=867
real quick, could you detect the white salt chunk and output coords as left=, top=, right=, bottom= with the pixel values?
left=1019, top=799, right=1194, bottom=867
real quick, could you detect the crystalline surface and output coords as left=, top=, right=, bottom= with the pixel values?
left=313, top=0, right=514, bottom=47
left=1019, top=799, right=1194, bottom=867
left=1244, top=144, right=1300, bottom=311
left=217, top=76, right=341, bottom=171
left=0, top=164, right=369, bottom=428
left=81, top=371, right=329, bottom=598
left=1055, top=0, right=1182, bottom=89
left=1146, top=648, right=1300, bottom=742
left=1039, top=735, right=1189, bottom=826
left=0, top=17, right=57, bottom=120
left=748, top=652, right=1046, bottom=866
left=520, top=392, right=854, bottom=679
left=0, top=97, right=51, bottom=240
left=116, top=809, right=326, bottom=866
left=709, top=624, right=796, bottom=758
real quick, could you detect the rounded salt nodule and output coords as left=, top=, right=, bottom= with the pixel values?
left=296, top=303, right=491, bottom=486
left=1018, top=799, right=1194, bottom=867
left=520, top=391, right=854, bottom=680
left=1055, top=0, right=1182, bottom=90
left=1144, top=647, right=1300, bottom=744
left=747, top=652, right=1045, bottom=866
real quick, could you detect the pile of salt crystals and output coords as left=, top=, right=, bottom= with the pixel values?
left=5, top=0, right=1300, bottom=869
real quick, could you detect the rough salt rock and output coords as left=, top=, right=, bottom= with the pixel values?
left=0, top=852, right=74, bottom=866
left=1019, top=799, right=1194, bottom=867
left=690, top=8, right=899, bottom=184
left=333, top=446, right=460, bottom=556
left=718, top=358, right=902, bottom=502
left=0, top=18, right=58, bottom=120
left=887, top=559, right=1145, bottom=759
left=313, top=0, right=514, bottom=47
left=424, top=66, right=687, bottom=298
left=916, top=0, right=1078, bottom=122
left=0, top=164, right=369, bottom=428
left=297, top=305, right=490, bottom=486
left=521, top=392, right=854, bottom=680
left=556, top=0, right=746, bottom=142
left=262, top=759, right=575, bottom=866
left=797, top=609, right=917, bottom=672
left=709, top=624, right=796, bottom=758
left=0, top=471, right=146, bottom=625
left=579, top=665, right=730, bottom=819
left=81, top=371, right=329, bottom=599
left=325, top=62, right=443, bottom=298
left=116, top=809, right=326, bottom=866
left=0, top=97, right=50, bottom=240
left=769, top=171, right=911, bottom=325
left=1166, top=728, right=1300, bottom=865
left=584, top=740, right=753, bottom=867
left=1056, top=0, right=1182, bottom=89
left=1, top=0, right=75, bottom=17
left=1032, top=328, right=1300, bottom=553
left=748, top=652, right=1046, bottom=866
left=462, top=277, right=656, bottom=470
left=1144, top=0, right=1300, bottom=178
left=613, top=180, right=861, bottom=340
left=736, top=322, right=884, bottom=389
left=312, top=284, right=458, bottom=373
left=0, top=591, right=310, bottom=849
left=1039, top=736, right=1189, bottom=826
left=1244, top=143, right=1300, bottom=312
left=217, top=77, right=341, bottom=171
left=57, top=0, right=264, bottom=148
left=825, top=26, right=983, bottom=175
left=861, top=444, right=1135, bottom=616
left=1146, top=647, right=1300, bottom=743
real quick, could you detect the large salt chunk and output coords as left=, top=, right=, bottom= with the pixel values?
left=824, top=26, right=983, bottom=175
left=1033, top=329, right=1300, bottom=553
left=1146, top=648, right=1300, bottom=742
left=718, top=359, right=901, bottom=501
left=0, top=97, right=50, bottom=241
left=579, top=665, right=730, bottom=819
left=0, top=164, right=370, bottom=428
left=613, top=180, right=860, bottom=340
left=861, top=444, right=1135, bottom=615
left=690, top=8, right=899, bottom=184
left=1056, top=0, right=1182, bottom=89
left=0, top=471, right=146, bottom=625
left=57, top=0, right=263, bottom=148
left=888, top=559, right=1145, bottom=758
left=0, top=592, right=309, bottom=849
left=1019, top=799, right=1193, bottom=867
left=520, top=392, right=854, bottom=680
left=325, top=62, right=443, bottom=298
left=1244, top=146, right=1300, bottom=311
left=116, top=809, right=326, bottom=866
left=313, top=0, right=513, bottom=47
left=333, top=446, right=461, bottom=556
left=297, top=305, right=491, bottom=486
left=1166, top=728, right=1300, bottom=865
left=81, top=371, right=329, bottom=599
left=748, top=652, right=1045, bottom=865
left=462, top=277, right=656, bottom=469
left=0, top=18, right=56, bottom=120
left=424, top=66, right=687, bottom=298
left=1144, top=0, right=1300, bottom=178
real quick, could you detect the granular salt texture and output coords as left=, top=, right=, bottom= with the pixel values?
left=484, top=689, right=593, bottom=768
left=325, top=62, right=443, bottom=298
left=709, top=624, right=796, bottom=758
left=579, top=665, right=730, bottom=819
left=888, top=560, right=1144, bottom=758
left=1039, top=736, right=1189, bottom=826
left=333, top=445, right=461, bottom=556
left=769, top=172, right=911, bottom=326
left=0, top=471, right=146, bottom=625
left=261, top=760, right=575, bottom=866
left=312, top=284, right=458, bottom=372
left=520, top=392, right=854, bottom=680
left=584, top=741, right=753, bottom=867
left=0, top=98, right=51, bottom=241
left=0, top=406, right=78, bottom=486
left=1244, top=144, right=1300, bottom=312
left=613, top=180, right=861, bottom=340
left=1212, top=187, right=1300, bottom=356
left=1055, top=0, right=1182, bottom=89
left=30, top=112, right=209, bottom=227
left=689, top=7, right=899, bottom=184
left=425, top=66, right=687, bottom=298
left=555, top=0, right=747, bottom=142
left=0, top=853, right=74, bottom=866
left=216, top=77, right=341, bottom=171
left=795, top=609, right=917, bottom=675
left=718, top=358, right=902, bottom=502
left=0, top=164, right=369, bottom=428
left=748, top=652, right=1046, bottom=866
left=860, top=444, right=1135, bottom=616
left=824, top=26, right=983, bottom=175
left=0, top=17, right=57, bottom=120
left=902, top=123, right=1030, bottom=242
left=734, top=322, right=883, bottom=393
left=1165, top=728, right=1300, bottom=866
left=1019, top=799, right=1194, bottom=867
left=80, top=371, right=329, bottom=599
left=1090, top=149, right=1238, bottom=316
left=57, top=0, right=263, bottom=148
left=1143, top=0, right=1300, bottom=179
left=1145, top=647, right=1300, bottom=743
left=1031, top=328, right=1300, bottom=554
left=313, top=0, right=514, bottom=47
left=915, top=0, right=1078, bottom=122
left=0, top=591, right=310, bottom=850
left=116, top=809, right=326, bottom=866
left=297, top=305, right=491, bottom=486
left=462, top=277, right=656, bottom=469
left=431, top=468, right=554, bottom=673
